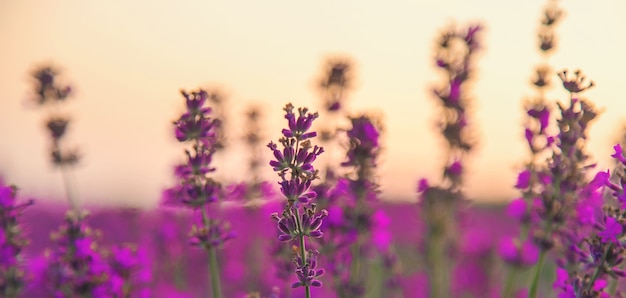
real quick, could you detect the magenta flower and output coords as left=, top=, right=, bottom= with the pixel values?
left=514, top=170, right=531, bottom=189
left=612, top=144, right=626, bottom=163
left=506, top=198, right=527, bottom=221
left=598, top=217, right=623, bottom=244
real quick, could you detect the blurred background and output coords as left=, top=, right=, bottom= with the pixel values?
left=1, top=0, right=625, bottom=207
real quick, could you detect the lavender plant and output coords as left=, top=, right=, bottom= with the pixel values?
left=524, top=70, right=599, bottom=298
left=417, top=23, right=483, bottom=298
left=340, top=115, right=382, bottom=296
left=163, top=89, right=235, bottom=298
left=267, top=103, right=327, bottom=298
left=0, top=181, right=33, bottom=298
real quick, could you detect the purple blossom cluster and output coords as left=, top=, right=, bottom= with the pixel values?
left=268, top=103, right=327, bottom=297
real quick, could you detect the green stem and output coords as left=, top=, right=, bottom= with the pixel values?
left=585, top=243, right=612, bottom=294
left=209, top=247, right=223, bottom=298
left=608, top=259, right=624, bottom=295
left=202, top=208, right=223, bottom=298
left=427, top=228, right=450, bottom=298
left=60, top=164, right=79, bottom=212
left=528, top=249, right=546, bottom=298
left=294, top=207, right=311, bottom=298
left=502, top=267, right=519, bottom=298
left=349, top=236, right=361, bottom=287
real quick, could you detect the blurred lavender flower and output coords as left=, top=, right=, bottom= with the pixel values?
left=267, top=103, right=326, bottom=298
left=29, top=64, right=81, bottom=211
left=419, top=23, right=483, bottom=298
left=318, top=58, right=352, bottom=115
left=0, top=181, right=34, bottom=298
left=41, top=211, right=111, bottom=297
left=108, top=244, right=152, bottom=298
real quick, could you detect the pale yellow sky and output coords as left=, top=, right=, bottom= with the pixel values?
left=1, top=0, right=625, bottom=207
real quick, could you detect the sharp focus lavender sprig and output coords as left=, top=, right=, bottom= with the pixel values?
left=0, top=182, right=34, bottom=298
left=526, top=70, right=600, bottom=298
left=268, top=103, right=326, bottom=298
left=418, top=23, right=483, bottom=298
left=164, top=89, right=232, bottom=298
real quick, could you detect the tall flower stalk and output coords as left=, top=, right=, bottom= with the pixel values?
left=268, top=103, right=327, bottom=298
left=342, top=115, right=382, bottom=296
left=163, top=89, right=234, bottom=298
left=417, top=23, right=483, bottom=298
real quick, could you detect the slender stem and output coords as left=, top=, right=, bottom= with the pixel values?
left=427, top=228, right=450, bottom=298
left=585, top=243, right=612, bottom=294
left=608, top=260, right=624, bottom=295
left=294, top=207, right=311, bottom=298
left=502, top=267, right=519, bottom=298
left=202, top=208, right=223, bottom=298
left=60, top=164, right=79, bottom=212
left=349, top=236, right=361, bottom=286
left=528, top=249, right=546, bottom=298
left=209, top=247, right=223, bottom=298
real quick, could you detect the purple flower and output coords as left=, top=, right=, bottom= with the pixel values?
left=267, top=103, right=326, bottom=295
left=292, top=250, right=325, bottom=288
left=514, top=170, right=531, bottom=189
left=506, top=198, right=527, bottom=221
left=598, top=216, right=622, bottom=244
left=612, top=144, right=626, bottom=164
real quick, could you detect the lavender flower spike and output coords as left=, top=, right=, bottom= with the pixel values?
left=268, top=103, right=326, bottom=298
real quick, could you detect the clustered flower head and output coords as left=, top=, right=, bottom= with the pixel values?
left=0, top=181, right=33, bottom=298
left=165, top=89, right=222, bottom=210
left=268, top=103, right=327, bottom=293
left=42, top=211, right=111, bottom=297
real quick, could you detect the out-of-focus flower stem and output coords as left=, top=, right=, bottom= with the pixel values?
left=61, top=164, right=79, bottom=212
left=502, top=269, right=520, bottom=298
left=609, top=261, right=624, bottom=294
left=528, top=249, right=546, bottom=298
left=427, top=230, right=450, bottom=298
